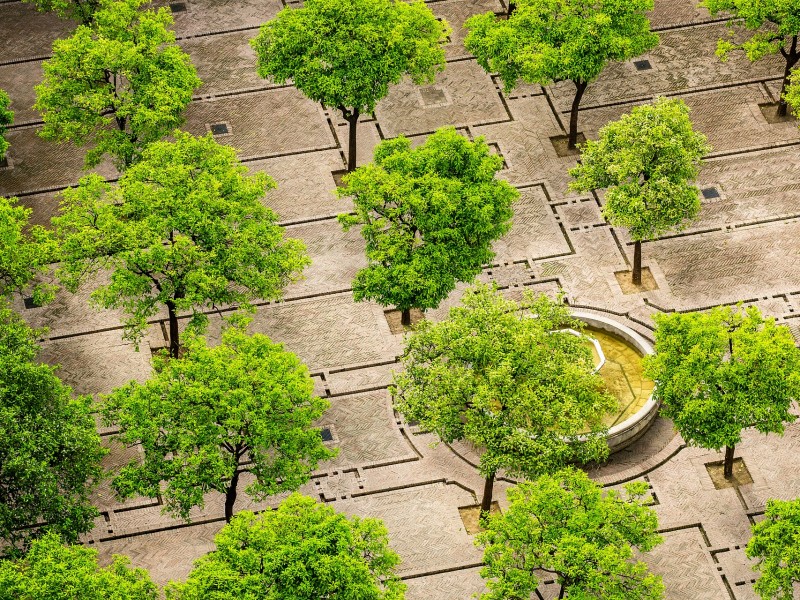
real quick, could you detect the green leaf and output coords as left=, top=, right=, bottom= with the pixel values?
left=251, top=0, right=448, bottom=116
left=746, top=498, right=800, bottom=600
left=339, top=127, right=517, bottom=313
left=392, top=283, right=617, bottom=480
left=35, top=0, right=201, bottom=170
left=52, top=131, right=310, bottom=350
left=570, top=97, right=710, bottom=242
left=465, top=0, right=659, bottom=92
left=643, top=305, right=800, bottom=452
left=0, top=89, right=12, bottom=160
left=166, top=494, right=405, bottom=600
left=102, top=326, right=336, bottom=521
left=478, top=467, right=664, bottom=600
left=0, top=532, right=158, bottom=600
left=0, top=307, right=106, bottom=555
left=701, top=0, right=800, bottom=64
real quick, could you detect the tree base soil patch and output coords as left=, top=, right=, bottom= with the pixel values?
left=459, top=502, right=502, bottom=535
left=705, top=457, right=754, bottom=490
left=759, top=102, right=796, bottom=124
left=550, top=133, right=586, bottom=157
left=615, top=267, right=658, bottom=294
left=384, top=308, right=425, bottom=334
left=332, top=169, right=349, bottom=188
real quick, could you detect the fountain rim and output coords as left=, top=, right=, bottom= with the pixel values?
left=569, top=311, right=657, bottom=441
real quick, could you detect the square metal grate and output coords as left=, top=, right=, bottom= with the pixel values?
left=634, top=59, right=652, bottom=71
left=701, top=187, right=720, bottom=199
left=170, top=2, right=186, bottom=12
left=320, top=427, right=334, bottom=442
left=210, top=123, right=229, bottom=135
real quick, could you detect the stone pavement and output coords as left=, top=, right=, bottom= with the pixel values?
left=3, top=0, right=800, bottom=597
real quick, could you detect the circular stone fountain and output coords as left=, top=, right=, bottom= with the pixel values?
left=571, top=311, right=658, bottom=453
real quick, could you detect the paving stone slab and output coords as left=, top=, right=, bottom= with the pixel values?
left=0, top=1, right=72, bottom=64
left=181, top=88, right=334, bottom=160
left=0, top=127, right=117, bottom=196
left=376, top=59, right=509, bottom=138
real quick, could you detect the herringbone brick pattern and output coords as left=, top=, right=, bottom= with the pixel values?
left=2, top=1, right=800, bottom=597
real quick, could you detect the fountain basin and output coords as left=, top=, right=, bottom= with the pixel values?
left=572, top=311, right=658, bottom=453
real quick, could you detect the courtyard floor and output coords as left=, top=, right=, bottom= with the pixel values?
left=2, top=0, right=800, bottom=597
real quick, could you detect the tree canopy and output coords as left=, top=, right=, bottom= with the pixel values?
left=21, top=0, right=99, bottom=24
left=465, top=0, right=659, bottom=148
left=0, top=196, right=57, bottom=303
left=478, top=467, right=664, bottom=600
left=52, top=132, right=309, bottom=357
left=746, top=498, right=800, bottom=600
left=644, top=305, right=800, bottom=478
left=702, top=0, right=800, bottom=117
left=166, top=494, right=405, bottom=600
left=103, top=325, right=335, bottom=523
left=251, top=0, right=449, bottom=171
left=0, top=532, right=157, bottom=600
left=35, top=0, right=200, bottom=170
left=392, top=283, right=617, bottom=513
left=338, top=127, right=517, bottom=325
left=0, top=306, right=106, bottom=555
left=0, top=89, right=12, bottom=160
left=570, top=97, right=710, bottom=284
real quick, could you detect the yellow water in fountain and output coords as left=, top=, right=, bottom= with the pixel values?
left=584, top=327, right=655, bottom=427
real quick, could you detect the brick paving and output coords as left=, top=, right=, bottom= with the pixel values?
left=2, top=0, right=800, bottom=597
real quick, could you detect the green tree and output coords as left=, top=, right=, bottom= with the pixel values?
left=103, top=326, right=335, bottom=523
left=702, top=0, right=800, bottom=118
left=0, top=89, right=12, bottom=160
left=478, top=467, right=664, bottom=600
left=570, top=98, right=710, bottom=285
left=21, top=0, right=99, bottom=25
left=338, top=127, right=517, bottom=326
left=644, top=305, right=800, bottom=479
left=782, top=68, right=800, bottom=118
left=0, top=306, right=106, bottom=555
left=392, top=283, right=617, bottom=516
left=166, top=494, right=404, bottom=600
left=251, top=0, right=449, bottom=172
left=35, top=0, right=200, bottom=170
left=0, top=531, right=157, bottom=600
left=53, top=132, right=309, bottom=358
left=0, top=196, right=57, bottom=304
left=465, top=0, right=659, bottom=149
left=746, top=498, right=800, bottom=600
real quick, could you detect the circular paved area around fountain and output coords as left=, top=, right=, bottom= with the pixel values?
left=2, top=0, right=800, bottom=597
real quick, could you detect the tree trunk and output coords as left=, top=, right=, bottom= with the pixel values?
left=224, top=470, right=241, bottom=523
left=632, top=240, right=642, bottom=285
left=507, top=0, right=516, bottom=15
left=401, top=308, right=412, bottom=327
left=723, top=445, right=736, bottom=479
left=777, top=36, right=798, bottom=118
left=346, top=108, right=360, bottom=172
left=166, top=300, right=180, bottom=359
left=558, top=584, right=566, bottom=599
left=480, top=472, right=495, bottom=517
left=568, top=81, right=588, bottom=149
left=534, top=590, right=545, bottom=600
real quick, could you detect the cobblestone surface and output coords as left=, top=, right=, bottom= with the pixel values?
left=2, top=2, right=800, bottom=597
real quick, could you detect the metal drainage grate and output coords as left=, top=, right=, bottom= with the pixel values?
left=320, top=427, right=334, bottom=442
left=210, top=123, right=229, bottom=135
left=23, top=297, right=40, bottom=310
left=633, top=59, right=652, bottom=71
left=0, top=157, right=8, bottom=169
left=170, top=2, right=187, bottom=12
left=701, top=187, right=720, bottom=200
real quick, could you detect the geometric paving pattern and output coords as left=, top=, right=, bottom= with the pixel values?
left=2, top=0, right=800, bottom=597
